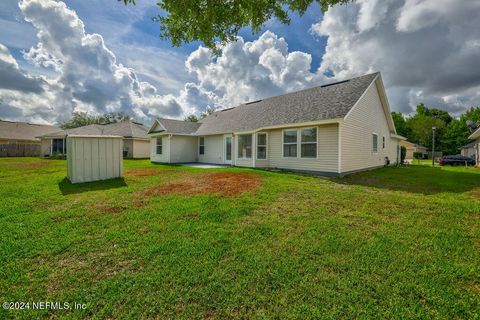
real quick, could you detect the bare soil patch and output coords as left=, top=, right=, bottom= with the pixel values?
left=125, top=168, right=168, bottom=177
left=143, top=172, right=262, bottom=197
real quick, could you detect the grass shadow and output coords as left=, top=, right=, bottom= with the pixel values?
left=337, top=165, right=480, bottom=195
left=58, top=177, right=127, bottom=195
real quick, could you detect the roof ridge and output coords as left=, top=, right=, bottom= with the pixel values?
left=208, top=72, right=380, bottom=115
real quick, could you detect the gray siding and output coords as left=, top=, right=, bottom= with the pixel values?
left=340, top=79, right=398, bottom=172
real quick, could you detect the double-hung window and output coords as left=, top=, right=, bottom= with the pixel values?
left=257, top=133, right=267, bottom=159
left=199, top=137, right=205, bottom=155
left=283, top=130, right=297, bottom=157
left=237, top=134, right=252, bottom=159
left=382, top=136, right=385, bottom=149
left=301, top=128, right=317, bottom=158
left=156, top=137, right=163, bottom=155
left=372, top=133, right=378, bottom=153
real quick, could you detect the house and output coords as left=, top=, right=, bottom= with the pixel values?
left=37, top=120, right=150, bottom=158
left=0, top=120, right=58, bottom=156
left=459, top=141, right=476, bottom=159
left=148, top=73, right=406, bottom=176
left=399, top=140, right=428, bottom=160
left=468, top=128, right=480, bottom=166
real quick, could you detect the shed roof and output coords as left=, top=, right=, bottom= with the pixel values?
left=0, top=120, right=58, bottom=141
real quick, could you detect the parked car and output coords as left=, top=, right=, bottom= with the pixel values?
left=439, top=155, right=476, bottom=166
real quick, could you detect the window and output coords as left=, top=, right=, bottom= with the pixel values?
left=283, top=130, right=297, bottom=157
left=382, top=136, right=385, bottom=149
left=52, top=138, right=65, bottom=154
left=372, top=134, right=378, bottom=153
left=237, top=134, right=252, bottom=159
left=301, top=128, right=317, bottom=158
left=156, top=137, right=162, bottom=155
left=199, top=137, right=205, bottom=155
left=257, top=133, right=267, bottom=159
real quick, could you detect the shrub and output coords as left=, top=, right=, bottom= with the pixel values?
left=400, top=146, right=406, bottom=164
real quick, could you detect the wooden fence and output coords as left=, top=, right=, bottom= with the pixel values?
left=0, top=144, right=40, bottom=157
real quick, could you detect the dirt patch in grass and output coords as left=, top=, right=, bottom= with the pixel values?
left=143, top=172, right=262, bottom=197
left=125, top=168, right=165, bottom=177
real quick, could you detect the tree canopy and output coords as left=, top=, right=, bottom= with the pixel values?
left=60, top=112, right=133, bottom=129
left=120, top=0, right=352, bottom=51
left=392, top=105, right=480, bottom=155
left=184, top=107, right=215, bottom=122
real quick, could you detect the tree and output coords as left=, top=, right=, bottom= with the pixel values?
left=120, top=0, right=352, bottom=51
left=184, top=107, right=216, bottom=122
left=391, top=112, right=410, bottom=137
left=60, top=112, right=132, bottom=129
left=184, top=114, right=199, bottom=122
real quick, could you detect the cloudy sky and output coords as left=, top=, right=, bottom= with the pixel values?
left=0, top=0, right=479, bottom=125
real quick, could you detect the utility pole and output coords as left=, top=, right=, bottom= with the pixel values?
left=432, top=126, right=436, bottom=167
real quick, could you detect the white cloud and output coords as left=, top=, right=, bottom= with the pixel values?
left=312, top=0, right=480, bottom=115
left=186, top=31, right=321, bottom=109
left=0, top=0, right=196, bottom=124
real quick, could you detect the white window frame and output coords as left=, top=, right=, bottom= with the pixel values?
left=282, top=129, right=298, bottom=158
left=256, top=132, right=268, bottom=160
left=300, top=127, right=318, bottom=159
left=382, top=136, right=385, bottom=149
left=372, top=133, right=378, bottom=154
left=199, top=136, right=205, bottom=155
left=156, top=137, right=163, bottom=155
left=237, top=134, right=253, bottom=159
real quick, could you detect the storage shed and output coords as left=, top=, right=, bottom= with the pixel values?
left=67, top=135, right=123, bottom=183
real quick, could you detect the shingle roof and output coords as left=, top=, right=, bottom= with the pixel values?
left=195, top=73, right=379, bottom=135
left=152, top=118, right=202, bottom=134
left=460, top=141, right=476, bottom=149
left=0, top=120, right=58, bottom=141
left=38, top=120, right=149, bottom=139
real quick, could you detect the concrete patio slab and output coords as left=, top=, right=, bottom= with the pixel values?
left=180, top=163, right=229, bottom=169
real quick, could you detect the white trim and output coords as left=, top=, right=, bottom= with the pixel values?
left=469, top=127, right=480, bottom=140
left=344, top=74, right=379, bottom=121
left=236, top=133, right=253, bottom=160
left=300, top=127, right=318, bottom=159
left=256, top=132, right=268, bottom=160
left=372, top=132, right=379, bottom=154
left=338, top=122, right=342, bottom=173
left=199, top=136, right=205, bottom=156
left=168, top=135, right=172, bottom=163
left=224, top=134, right=233, bottom=165
left=282, top=128, right=298, bottom=159
left=147, top=119, right=167, bottom=134
left=155, top=136, right=163, bottom=155
left=343, top=74, right=398, bottom=135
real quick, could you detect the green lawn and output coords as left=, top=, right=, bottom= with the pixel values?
left=0, top=158, right=479, bottom=319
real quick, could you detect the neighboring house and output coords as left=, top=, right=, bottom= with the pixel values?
left=148, top=72, right=406, bottom=176
left=0, top=120, right=58, bottom=157
left=459, top=142, right=476, bottom=158
left=399, top=140, right=428, bottom=160
left=468, top=128, right=480, bottom=166
left=37, top=120, right=150, bottom=158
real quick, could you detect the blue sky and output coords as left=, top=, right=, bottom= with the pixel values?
left=0, top=0, right=479, bottom=125
left=0, top=0, right=326, bottom=91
